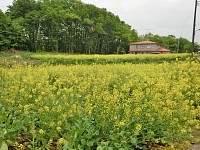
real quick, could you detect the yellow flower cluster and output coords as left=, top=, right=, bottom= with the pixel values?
left=1, top=59, right=200, bottom=146
left=31, top=53, right=190, bottom=61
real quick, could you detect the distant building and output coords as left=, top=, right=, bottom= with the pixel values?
left=129, top=41, right=172, bottom=54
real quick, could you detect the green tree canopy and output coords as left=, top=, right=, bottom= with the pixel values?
left=2, top=0, right=138, bottom=53
left=1, top=0, right=199, bottom=53
left=140, top=33, right=200, bottom=53
left=0, top=10, right=13, bottom=50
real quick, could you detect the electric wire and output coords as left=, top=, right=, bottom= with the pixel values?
left=179, top=0, right=194, bottom=39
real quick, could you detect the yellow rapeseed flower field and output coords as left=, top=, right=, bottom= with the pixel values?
left=0, top=57, right=200, bottom=149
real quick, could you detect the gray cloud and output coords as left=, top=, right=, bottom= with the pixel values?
left=0, top=0, right=12, bottom=12
left=82, top=0, right=200, bottom=42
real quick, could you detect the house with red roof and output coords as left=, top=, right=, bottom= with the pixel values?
left=129, top=41, right=172, bottom=54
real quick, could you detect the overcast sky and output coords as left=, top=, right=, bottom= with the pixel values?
left=1, top=0, right=200, bottom=42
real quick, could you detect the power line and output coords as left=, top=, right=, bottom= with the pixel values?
left=179, top=2, right=194, bottom=38
left=177, top=0, right=194, bottom=53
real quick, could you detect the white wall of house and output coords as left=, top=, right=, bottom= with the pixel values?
left=129, top=44, right=161, bottom=51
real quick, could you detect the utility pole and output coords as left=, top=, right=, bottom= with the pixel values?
left=177, top=38, right=180, bottom=53
left=191, top=0, right=199, bottom=57
left=144, top=29, right=152, bottom=40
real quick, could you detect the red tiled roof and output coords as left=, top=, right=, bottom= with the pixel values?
left=157, top=47, right=171, bottom=52
left=129, top=47, right=172, bottom=53
left=129, top=50, right=158, bottom=52
left=130, top=41, right=157, bottom=45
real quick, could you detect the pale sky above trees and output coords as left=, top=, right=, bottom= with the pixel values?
left=0, top=0, right=200, bottom=42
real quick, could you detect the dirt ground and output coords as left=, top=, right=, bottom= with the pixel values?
left=187, top=143, right=200, bottom=150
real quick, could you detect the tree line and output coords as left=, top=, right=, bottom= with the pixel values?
left=0, top=0, right=199, bottom=54
left=141, top=33, right=200, bottom=53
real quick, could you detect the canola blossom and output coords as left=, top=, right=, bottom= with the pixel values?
left=0, top=60, right=200, bottom=149
left=30, top=53, right=191, bottom=65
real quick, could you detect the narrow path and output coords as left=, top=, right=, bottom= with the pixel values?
left=187, top=143, right=200, bottom=150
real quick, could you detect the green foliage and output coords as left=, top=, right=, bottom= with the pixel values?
left=141, top=33, right=200, bottom=53
left=2, top=0, right=139, bottom=53
left=30, top=53, right=192, bottom=65
left=0, top=10, right=11, bottom=51
left=1, top=58, right=200, bottom=149
left=1, top=0, right=199, bottom=53
left=7, top=0, right=40, bottom=19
